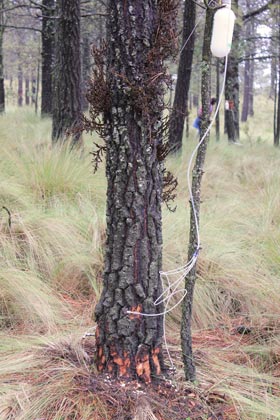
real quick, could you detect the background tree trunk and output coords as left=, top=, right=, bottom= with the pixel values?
left=248, top=20, right=255, bottom=117
left=0, top=0, right=5, bottom=113
left=241, top=17, right=251, bottom=122
left=41, top=0, right=55, bottom=116
left=181, top=6, right=214, bottom=383
left=225, top=0, right=240, bottom=143
left=31, top=72, right=36, bottom=105
left=274, top=54, right=280, bottom=146
left=35, top=60, right=40, bottom=114
left=52, top=0, right=82, bottom=144
left=25, top=77, right=30, bottom=105
left=95, top=0, right=177, bottom=384
left=215, top=58, right=220, bottom=140
left=168, top=0, right=196, bottom=153
left=17, top=65, right=23, bottom=107
left=81, top=34, right=90, bottom=111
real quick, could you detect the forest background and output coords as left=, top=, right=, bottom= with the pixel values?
left=0, top=0, right=280, bottom=419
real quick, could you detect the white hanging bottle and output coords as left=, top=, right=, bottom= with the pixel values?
left=210, top=1, right=236, bottom=58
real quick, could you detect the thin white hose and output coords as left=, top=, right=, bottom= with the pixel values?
left=127, top=55, right=229, bottom=368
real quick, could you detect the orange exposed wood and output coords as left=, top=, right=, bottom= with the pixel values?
left=152, top=347, right=161, bottom=375
left=135, top=345, right=151, bottom=383
left=129, top=304, right=143, bottom=320
left=109, top=347, right=131, bottom=378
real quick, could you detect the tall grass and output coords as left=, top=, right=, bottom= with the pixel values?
left=0, top=98, right=280, bottom=419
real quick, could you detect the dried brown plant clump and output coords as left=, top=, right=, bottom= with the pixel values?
left=83, top=1, right=179, bottom=209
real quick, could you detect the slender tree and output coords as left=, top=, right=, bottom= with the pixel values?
left=25, top=76, right=30, bottom=105
left=168, top=0, right=196, bottom=153
left=81, top=32, right=90, bottom=111
left=91, top=0, right=178, bottom=383
left=248, top=19, right=255, bottom=117
left=225, top=0, right=240, bottom=143
left=241, top=13, right=251, bottom=122
left=180, top=3, right=214, bottom=382
left=273, top=4, right=280, bottom=146
left=17, top=64, right=23, bottom=106
left=41, top=0, right=54, bottom=116
left=0, top=0, right=5, bottom=113
left=215, top=58, right=220, bottom=140
left=52, top=0, right=82, bottom=144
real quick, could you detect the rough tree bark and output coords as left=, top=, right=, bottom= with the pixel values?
left=181, top=5, right=214, bottom=382
left=94, top=0, right=177, bottom=383
left=168, top=0, right=196, bottom=153
left=0, top=0, right=5, bottom=113
left=225, top=0, right=240, bottom=143
left=41, top=0, right=54, bottom=116
left=52, top=0, right=82, bottom=144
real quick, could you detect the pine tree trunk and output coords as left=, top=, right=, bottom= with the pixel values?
left=241, top=19, right=250, bottom=123
left=81, top=34, right=90, bottom=111
left=225, top=0, right=240, bottom=143
left=41, top=0, right=54, bottom=116
left=52, top=0, right=82, bottom=144
left=181, top=6, right=214, bottom=383
left=274, top=57, right=280, bottom=146
left=168, top=0, right=196, bottom=153
left=248, top=52, right=254, bottom=117
left=35, top=60, right=40, bottom=114
left=0, top=1, right=5, bottom=114
left=31, top=73, right=36, bottom=105
left=215, top=58, right=220, bottom=140
left=94, top=0, right=177, bottom=384
left=241, top=58, right=250, bottom=122
left=25, top=77, right=30, bottom=105
left=270, top=56, right=277, bottom=99
left=18, top=66, right=23, bottom=107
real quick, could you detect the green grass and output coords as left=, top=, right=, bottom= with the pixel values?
left=0, top=97, right=279, bottom=419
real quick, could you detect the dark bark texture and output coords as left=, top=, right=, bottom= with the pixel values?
left=41, top=0, right=54, bottom=116
left=94, top=0, right=177, bottom=383
left=180, top=7, right=214, bottom=383
left=225, top=0, right=240, bottom=143
left=52, top=0, right=82, bottom=144
left=168, top=0, right=196, bottom=153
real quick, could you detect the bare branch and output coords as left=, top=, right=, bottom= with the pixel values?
left=243, top=1, right=273, bottom=21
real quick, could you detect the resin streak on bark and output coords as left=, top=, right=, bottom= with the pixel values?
left=95, top=0, right=166, bottom=383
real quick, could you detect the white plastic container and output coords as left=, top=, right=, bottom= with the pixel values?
left=210, top=7, right=236, bottom=58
